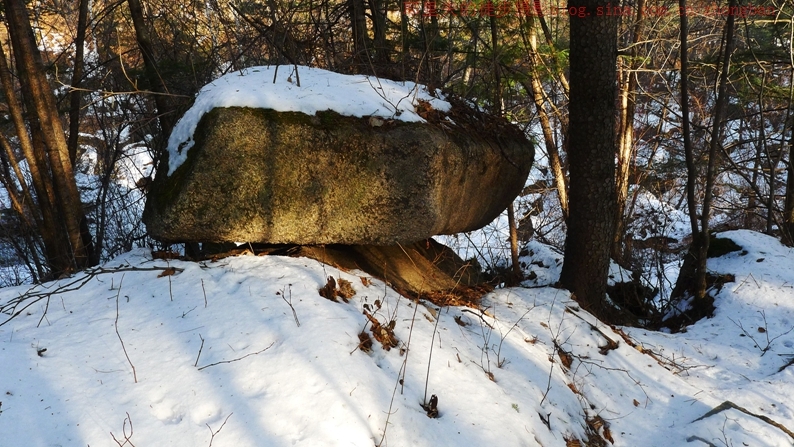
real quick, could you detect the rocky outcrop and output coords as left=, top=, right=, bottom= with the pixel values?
left=143, top=97, right=533, bottom=245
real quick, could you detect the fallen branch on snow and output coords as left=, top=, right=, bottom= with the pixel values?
left=692, top=400, right=794, bottom=441
left=197, top=341, right=276, bottom=371
left=0, top=264, right=184, bottom=327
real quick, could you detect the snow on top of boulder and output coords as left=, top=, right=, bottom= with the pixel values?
left=166, top=65, right=451, bottom=176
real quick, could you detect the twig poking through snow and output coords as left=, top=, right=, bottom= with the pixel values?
left=110, top=412, right=134, bottom=446
left=113, top=274, right=137, bottom=383
left=729, top=311, right=794, bottom=356
left=197, top=341, right=275, bottom=371
left=423, top=307, right=442, bottom=406
left=278, top=285, right=300, bottom=327
left=206, top=412, right=233, bottom=447
left=400, top=301, right=420, bottom=395
left=194, top=334, right=205, bottom=367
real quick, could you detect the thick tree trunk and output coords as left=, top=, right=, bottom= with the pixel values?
left=559, top=0, right=618, bottom=319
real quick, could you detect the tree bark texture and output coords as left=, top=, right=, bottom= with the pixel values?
left=3, top=0, right=94, bottom=274
left=559, top=0, right=618, bottom=319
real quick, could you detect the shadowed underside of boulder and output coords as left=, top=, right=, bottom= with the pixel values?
left=205, top=239, right=491, bottom=306
left=143, top=98, right=534, bottom=245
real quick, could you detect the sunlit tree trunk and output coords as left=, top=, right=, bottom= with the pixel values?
left=520, top=18, right=568, bottom=219
left=613, top=0, right=645, bottom=264
left=67, top=0, right=90, bottom=165
left=3, top=0, right=95, bottom=275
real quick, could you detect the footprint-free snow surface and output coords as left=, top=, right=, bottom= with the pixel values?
left=1, top=230, right=793, bottom=446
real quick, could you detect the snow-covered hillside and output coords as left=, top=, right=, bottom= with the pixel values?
left=0, top=230, right=793, bottom=446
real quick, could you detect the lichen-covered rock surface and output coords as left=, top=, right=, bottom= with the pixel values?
left=143, top=97, right=533, bottom=245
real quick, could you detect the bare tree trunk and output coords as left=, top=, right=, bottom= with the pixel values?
left=127, top=0, right=177, bottom=137
left=785, top=129, right=794, bottom=244
left=4, top=0, right=90, bottom=274
left=67, top=0, right=90, bottom=165
left=671, top=0, right=701, bottom=305
left=519, top=19, right=568, bottom=219
left=559, top=0, right=618, bottom=320
left=489, top=10, right=521, bottom=281
left=399, top=0, right=409, bottom=79
left=612, top=0, right=645, bottom=263
left=530, top=2, right=569, bottom=98
left=674, top=0, right=738, bottom=303
left=781, top=33, right=794, bottom=245
left=695, top=0, right=737, bottom=299
left=367, top=0, right=388, bottom=64
left=348, top=0, right=368, bottom=66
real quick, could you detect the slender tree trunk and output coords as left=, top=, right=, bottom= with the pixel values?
left=781, top=40, right=794, bottom=247
left=367, top=0, right=388, bottom=64
left=694, top=0, right=737, bottom=299
left=488, top=10, right=520, bottom=281
left=520, top=19, right=568, bottom=219
left=348, top=0, right=368, bottom=66
left=400, top=0, right=409, bottom=79
left=674, top=0, right=738, bottom=302
left=530, top=1, right=569, bottom=98
left=785, top=128, right=794, bottom=244
left=67, top=0, right=90, bottom=165
left=559, top=0, right=618, bottom=319
left=127, top=0, right=177, bottom=137
left=781, top=34, right=794, bottom=245
left=671, top=0, right=699, bottom=302
left=612, top=0, right=645, bottom=263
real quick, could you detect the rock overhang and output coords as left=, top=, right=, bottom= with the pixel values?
left=144, top=93, right=534, bottom=245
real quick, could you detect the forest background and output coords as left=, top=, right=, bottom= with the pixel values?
left=0, top=0, right=791, bottom=326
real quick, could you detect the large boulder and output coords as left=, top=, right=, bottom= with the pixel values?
left=143, top=97, right=533, bottom=245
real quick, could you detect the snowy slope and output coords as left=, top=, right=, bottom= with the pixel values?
left=0, top=230, right=793, bottom=446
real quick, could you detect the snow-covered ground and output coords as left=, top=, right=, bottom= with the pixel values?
left=1, top=230, right=792, bottom=446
